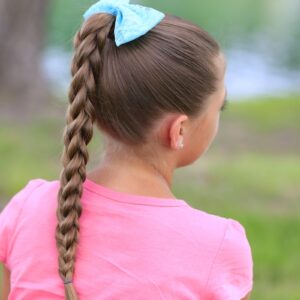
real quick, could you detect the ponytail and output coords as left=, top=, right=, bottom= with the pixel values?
left=55, top=13, right=115, bottom=300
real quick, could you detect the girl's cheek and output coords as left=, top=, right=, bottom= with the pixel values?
left=214, top=114, right=220, bottom=135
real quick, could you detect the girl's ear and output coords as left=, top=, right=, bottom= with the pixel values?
left=168, top=114, right=188, bottom=150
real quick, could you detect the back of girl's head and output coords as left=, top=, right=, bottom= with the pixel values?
left=55, top=11, right=221, bottom=300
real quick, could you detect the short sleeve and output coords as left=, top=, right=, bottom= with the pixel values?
left=206, top=218, right=253, bottom=300
left=0, top=179, right=45, bottom=265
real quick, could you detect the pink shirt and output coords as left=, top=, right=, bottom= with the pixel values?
left=0, top=178, right=253, bottom=299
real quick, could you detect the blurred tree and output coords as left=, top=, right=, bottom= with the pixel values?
left=0, top=0, right=53, bottom=120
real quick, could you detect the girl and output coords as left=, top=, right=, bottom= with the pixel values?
left=0, top=0, right=253, bottom=299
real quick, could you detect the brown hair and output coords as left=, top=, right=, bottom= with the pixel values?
left=55, top=11, right=220, bottom=300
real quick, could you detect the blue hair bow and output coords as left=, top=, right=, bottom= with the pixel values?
left=83, top=0, right=165, bottom=47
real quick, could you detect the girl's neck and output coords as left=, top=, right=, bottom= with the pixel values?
left=86, top=156, right=176, bottom=199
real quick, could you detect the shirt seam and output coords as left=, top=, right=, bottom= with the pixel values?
left=238, top=281, right=253, bottom=298
left=84, top=185, right=188, bottom=207
left=203, top=218, right=231, bottom=292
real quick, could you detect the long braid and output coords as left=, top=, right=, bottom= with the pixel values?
left=55, top=14, right=115, bottom=300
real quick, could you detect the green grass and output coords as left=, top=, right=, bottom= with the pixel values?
left=174, top=153, right=300, bottom=216
left=0, top=118, right=63, bottom=196
left=224, top=94, right=300, bottom=132
left=1, top=95, right=300, bottom=299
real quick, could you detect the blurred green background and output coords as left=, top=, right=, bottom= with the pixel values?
left=0, top=0, right=300, bottom=299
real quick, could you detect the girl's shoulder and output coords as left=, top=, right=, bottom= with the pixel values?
left=184, top=206, right=249, bottom=245
left=0, top=178, right=50, bottom=265
left=0, top=178, right=48, bottom=218
left=183, top=207, right=253, bottom=298
left=201, top=212, right=253, bottom=298
left=0, top=178, right=53, bottom=214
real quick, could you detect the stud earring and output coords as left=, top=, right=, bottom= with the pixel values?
left=177, top=138, right=184, bottom=149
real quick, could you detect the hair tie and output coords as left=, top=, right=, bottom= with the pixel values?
left=83, top=0, right=165, bottom=47
left=64, top=278, right=73, bottom=285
